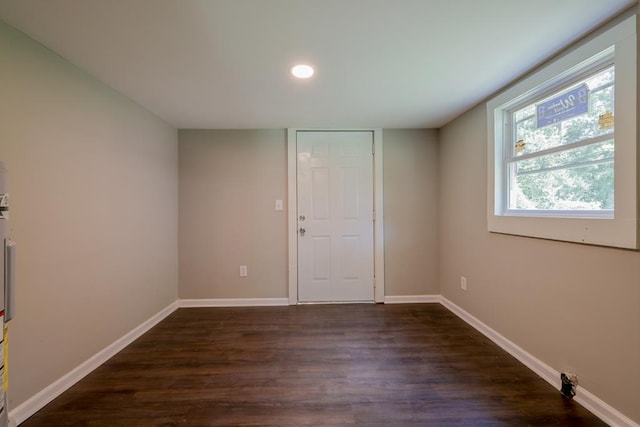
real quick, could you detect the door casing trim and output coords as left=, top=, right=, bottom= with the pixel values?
left=287, top=128, right=384, bottom=304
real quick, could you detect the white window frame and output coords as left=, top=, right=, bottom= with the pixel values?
left=487, top=15, right=637, bottom=249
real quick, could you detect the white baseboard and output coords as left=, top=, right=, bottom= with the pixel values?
left=10, top=301, right=179, bottom=425
left=575, top=386, right=640, bottom=427
left=179, top=298, right=289, bottom=308
left=384, top=294, right=440, bottom=304
left=439, top=296, right=639, bottom=427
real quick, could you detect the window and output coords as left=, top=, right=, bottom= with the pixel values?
left=487, top=15, right=637, bottom=249
left=508, top=61, right=614, bottom=215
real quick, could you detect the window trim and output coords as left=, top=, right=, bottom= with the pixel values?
left=487, top=15, right=637, bottom=249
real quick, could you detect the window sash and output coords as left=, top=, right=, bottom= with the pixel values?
left=502, top=139, right=616, bottom=214
left=505, top=136, right=615, bottom=214
left=505, top=133, right=613, bottom=163
left=505, top=64, right=615, bottom=160
left=513, top=156, right=612, bottom=176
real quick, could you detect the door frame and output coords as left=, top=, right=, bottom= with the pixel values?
left=287, top=128, right=385, bottom=304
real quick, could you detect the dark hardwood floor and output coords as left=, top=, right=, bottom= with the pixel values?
left=22, top=304, right=605, bottom=426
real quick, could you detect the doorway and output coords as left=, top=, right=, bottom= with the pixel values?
left=287, top=129, right=384, bottom=304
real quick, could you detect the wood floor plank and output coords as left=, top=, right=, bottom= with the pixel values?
left=21, top=304, right=606, bottom=426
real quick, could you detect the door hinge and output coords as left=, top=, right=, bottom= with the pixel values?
left=372, top=142, right=375, bottom=155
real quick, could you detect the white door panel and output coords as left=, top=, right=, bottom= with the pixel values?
left=297, top=131, right=374, bottom=302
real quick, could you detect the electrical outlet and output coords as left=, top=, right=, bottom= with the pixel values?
left=461, top=276, right=467, bottom=291
left=240, top=265, right=248, bottom=277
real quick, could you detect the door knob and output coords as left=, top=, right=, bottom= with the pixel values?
left=299, top=215, right=306, bottom=221
left=299, top=227, right=306, bottom=236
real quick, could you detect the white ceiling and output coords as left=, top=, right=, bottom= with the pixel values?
left=0, top=0, right=636, bottom=129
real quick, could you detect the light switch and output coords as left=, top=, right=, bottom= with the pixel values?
left=275, top=199, right=283, bottom=211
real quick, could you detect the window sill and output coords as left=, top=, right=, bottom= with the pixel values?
left=488, top=213, right=637, bottom=249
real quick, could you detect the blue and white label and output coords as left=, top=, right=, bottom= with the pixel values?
left=536, top=84, right=589, bottom=128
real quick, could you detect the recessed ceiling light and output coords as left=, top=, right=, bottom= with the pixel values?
left=291, top=64, right=315, bottom=79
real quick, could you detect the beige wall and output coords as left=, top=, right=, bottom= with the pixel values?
left=0, top=22, right=178, bottom=408
left=439, top=104, right=640, bottom=423
left=179, top=129, right=439, bottom=300
left=178, top=130, right=288, bottom=299
left=383, top=129, right=439, bottom=296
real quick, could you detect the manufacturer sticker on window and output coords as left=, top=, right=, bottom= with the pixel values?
left=598, top=111, right=614, bottom=130
left=536, top=84, right=589, bottom=128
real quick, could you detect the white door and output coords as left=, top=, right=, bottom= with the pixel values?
left=297, top=131, right=374, bottom=302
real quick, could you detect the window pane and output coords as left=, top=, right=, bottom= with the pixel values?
left=514, top=105, right=535, bottom=122
left=512, top=66, right=614, bottom=157
left=558, top=85, right=614, bottom=143
left=515, top=116, right=559, bottom=155
left=516, top=140, right=614, bottom=173
left=585, top=66, right=614, bottom=88
left=509, top=161, right=613, bottom=210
